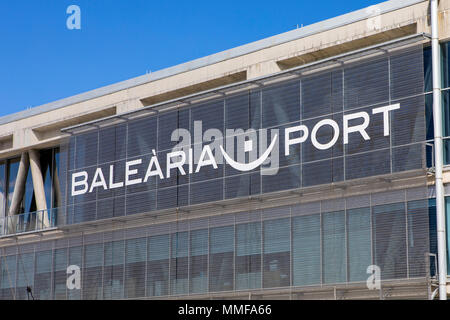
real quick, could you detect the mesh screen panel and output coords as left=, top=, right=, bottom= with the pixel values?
left=0, top=44, right=431, bottom=299
left=62, top=46, right=426, bottom=222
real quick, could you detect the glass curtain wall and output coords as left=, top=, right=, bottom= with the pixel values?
left=0, top=148, right=60, bottom=216
left=0, top=194, right=433, bottom=300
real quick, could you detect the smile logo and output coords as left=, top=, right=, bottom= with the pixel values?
left=219, top=134, right=278, bottom=172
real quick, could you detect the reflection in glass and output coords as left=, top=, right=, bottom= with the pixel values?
left=16, top=252, right=34, bottom=300
left=347, top=208, right=371, bottom=282
left=82, top=244, right=103, bottom=299
left=323, top=211, right=346, bottom=284
left=34, top=250, right=52, bottom=300
left=68, top=246, right=82, bottom=300
left=147, top=235, right=169, bottom=297
left=263, top=218, right=290, bottom=288
left=53, top=248, right=67, bottom=299
left=0, top=255, right=16, bottom=299
left=0, top=162, right=5, bottom=218
left=190, top=229, right=208, bottom=294
left=373, top=202, right=407, bottom=280
left=209, top=226, right=234, bottom=292
left=170, top=232, right=188, bottom=295
left=407, top=200, right=430, bottom=277
left=104, top=241, right=124, bottom=299
left=125, top=237, right=146, bottom=298
left=6, top=158, right=20, bottom=215
left=236, top=222, right=261, bottom=290
left=292, top=214, right=320, bottom=286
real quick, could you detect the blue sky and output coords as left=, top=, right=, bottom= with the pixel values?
left=0, top=0, right=383, bottom=117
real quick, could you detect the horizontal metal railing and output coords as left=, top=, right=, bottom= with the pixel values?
left=0, top=208, right=63, bottom=237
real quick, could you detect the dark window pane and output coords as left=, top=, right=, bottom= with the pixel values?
left=7, top=158, right=20, bottom=215
left=423, top=45, right=432, bottom=93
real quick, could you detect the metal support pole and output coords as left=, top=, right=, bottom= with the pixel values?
left=431, top=0, right=447, bottom=300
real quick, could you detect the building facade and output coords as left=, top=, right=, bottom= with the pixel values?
left=0, top=0, right=449, bottom=300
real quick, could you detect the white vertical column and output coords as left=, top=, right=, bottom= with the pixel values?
left=431, top=0, right=447, bottom=300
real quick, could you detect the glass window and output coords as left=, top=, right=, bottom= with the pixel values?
left=190, top=229, right=208, bottom=294
left=104, top=241, right=124, bottom=299
left=147, top=234, right=169, bottom=297
left=425, top=94, right=434, bottom=167
left=428, top=199, right=437, bottom=277
left=347, top=207, right=371, bottom=282
left=82, top=244, right=103, bottom=300
left=423, top=45, right=432, bottom=93
left=292, top=214, right=320, bottom=286
left=34, top=250, right=52, bottom=300
left=170, top=232, right=188, bottom=295
left=442, top=90, right=450, bottom=164
left=6, top=158, right=20, bottom=215
left=209, top=226, right=234, bottom=292
left=322, top=211, right=346, bottom=284
left=0, top=161, right=5, bottom=218
left=407, top=200, right=430, bottom=278
left=52, top=148, right=61, bottom=209
left=125, top=237, right=146, bottom=298
left=443, top=42, right=450, bottom=89
left=53, top=248, right=67, bottom=299
left=263, top=218, right=290, bottom=288
left=236, top=222, right=261, bottom=290
left=39, top=149, right=53, bottom=211
left=23, top=165, right=34, bottom=215
left=372, top=202, right=407, bottom=280
left=67, top=246, right=82, bottom=300
left=446, top=197, right=450, bottom=275
left=16, top=252, right=34, bottom=300
left=0, top=255, right=16, bottom=300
